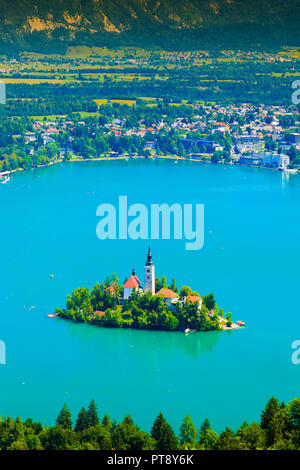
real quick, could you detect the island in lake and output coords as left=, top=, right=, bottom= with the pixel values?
left=53, top=247, right=244, bottom=332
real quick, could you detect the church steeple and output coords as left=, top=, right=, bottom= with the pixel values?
left=144, top=245, right=155, bottom=295
left=146, top=245, right=153, bottom=266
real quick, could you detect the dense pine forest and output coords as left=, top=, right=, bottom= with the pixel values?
left=1, top=397, right=300, bottom=450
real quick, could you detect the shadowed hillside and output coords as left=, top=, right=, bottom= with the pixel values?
left=0, top=0, right=299, bottom=52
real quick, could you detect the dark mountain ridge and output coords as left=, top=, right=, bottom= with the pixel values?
left=0, top=0, right=299, bottom=53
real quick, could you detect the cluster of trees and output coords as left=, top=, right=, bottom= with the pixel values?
left=4, top=55, right=299, bottom=106
left=1, top=396, right=300, bottom=450
left=0, top=143, right=61, bottom=172
left=55, top=275, right=228, bottom=332
left=288, top=146, right=300, bottom=168
left=0, top=115, right=62, bottom=172
left=5, top=96, right=98, bottom=117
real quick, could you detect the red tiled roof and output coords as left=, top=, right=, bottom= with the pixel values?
left=105, top=285, right=115, bottom=294
left=45, top=128, right=59, bottom=133
left=155, top=288, right=179, bottom=299
left=186, top=295, right=201, bottom=304
left=94, top=311, right=106, bottom=317
left=123, top=275, right=142, bottom=289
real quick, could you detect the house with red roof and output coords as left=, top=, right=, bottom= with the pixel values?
left=94, top=311, right=106, bottom=317
left=105, top=285, right=116, bottom=295
left=213, top=122, right=230, bottom=132
left=154, top=288, right=179, bottom=310
left=185, top=295, right=202, bottom=311
left=45, top=127, right=60, bottom=135
left=123, top=268, right=143, bottom=300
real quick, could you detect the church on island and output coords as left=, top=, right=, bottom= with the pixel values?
left=123, top=246, right=155, bottom=299
left=53, top=245, right=245, bottom=331
left=121, top=246, right=202, bottom=311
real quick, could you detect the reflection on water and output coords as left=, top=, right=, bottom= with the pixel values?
left=281, top=171, right=289, bottom=190
left=62, top=319, right=221, bottom=358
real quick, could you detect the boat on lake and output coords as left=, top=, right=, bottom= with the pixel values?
left=0, top=175, right=10, bottom=184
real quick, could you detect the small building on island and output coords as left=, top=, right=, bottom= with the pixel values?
left=94, top=311, right=106, bottom=318
left=105, top=285, right=116, bottom=295
left=123, top=246, right=155, bottom=300
left=185, top=295, right=202, bottom=311
left=120, top=248, right=202, bottom=315
left=123, top=268, right=143, bottom=300
left=154, top=288, right=179, bottom=311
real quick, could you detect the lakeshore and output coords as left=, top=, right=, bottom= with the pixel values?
left=66, top=154, right=300, bottom=173
left=0, top=159, right=63, bottom=179
left=1, top=152, right=299, bottom=182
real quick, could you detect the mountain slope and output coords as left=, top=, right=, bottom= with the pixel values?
left=0, top=0, right=299, bottom=52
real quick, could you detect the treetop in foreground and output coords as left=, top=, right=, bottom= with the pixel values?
left=1, top=396, right=300, bottom=450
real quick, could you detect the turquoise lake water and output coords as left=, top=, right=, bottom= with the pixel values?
left=1, top=159, right=300, bottom=433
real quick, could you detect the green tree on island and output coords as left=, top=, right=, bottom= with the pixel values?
left=169, top=277, right=178, bottom=293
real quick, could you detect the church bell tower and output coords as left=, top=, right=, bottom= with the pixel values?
left=144, top=245, right=155, bottom=295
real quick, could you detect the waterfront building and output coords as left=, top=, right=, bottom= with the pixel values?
left=238, top=154, right=264, bottom=166
left=263, top=152, right=290, bottom=169
left=236, top=135, right=264, bottom=154
left=239, top=151, right=290, bottom=169
left=179, top=138, right=218, bottom=154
